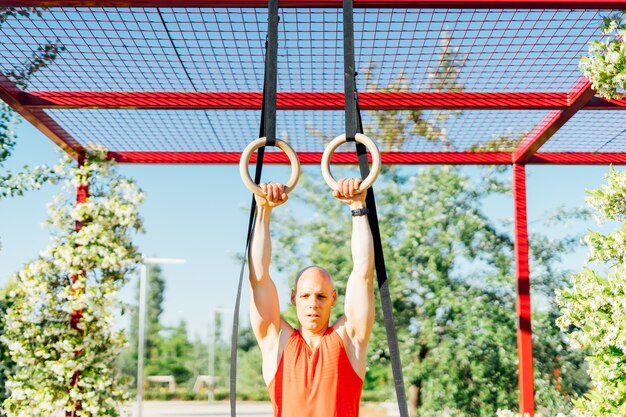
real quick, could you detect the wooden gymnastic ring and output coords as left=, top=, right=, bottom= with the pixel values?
left=239, top=137, right=300, bottom=196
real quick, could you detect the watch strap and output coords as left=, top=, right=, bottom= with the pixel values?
left=351, top=207, right=369, bottom=216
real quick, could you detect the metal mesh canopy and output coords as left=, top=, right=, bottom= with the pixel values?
left=1, top=1, right=626, bottom=164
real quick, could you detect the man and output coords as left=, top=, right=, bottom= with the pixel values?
left=248, top=177, right=375, bottom=417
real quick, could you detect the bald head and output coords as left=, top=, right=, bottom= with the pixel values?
left=294, top=266, right=333, bottom=294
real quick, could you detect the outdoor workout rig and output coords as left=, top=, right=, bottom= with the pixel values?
left=2, top=1, right=626, bottom=416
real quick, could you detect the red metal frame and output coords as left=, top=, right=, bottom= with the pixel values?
left=1, top=0, right=626, bottom=8
left=109, top=151, right=626, bottom=165
left=513, top=80, right=596, bottom=163
left=0, top=74, right=83, bottom=159
left=513, top=163, right=535, bottom=416
left=21, top=91, right=583, bottom=110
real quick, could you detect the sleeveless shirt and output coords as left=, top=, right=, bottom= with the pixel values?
left=267, top=327, right=363, bottom=417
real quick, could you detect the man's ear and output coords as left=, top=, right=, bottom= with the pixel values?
left=332, top=289, right=337, bottom=306
left=291, top=289, right=296, bottom=306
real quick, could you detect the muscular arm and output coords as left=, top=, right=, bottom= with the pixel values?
left=249, top=205, right=282, bottom=346
left=248, top=183, right=292, bottom=385
left=332, top=178, right=375, bottom=379
left=343, top=199, right=375, bottom=345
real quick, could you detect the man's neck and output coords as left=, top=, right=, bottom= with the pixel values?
left=298, top=324, right=329, bottom=350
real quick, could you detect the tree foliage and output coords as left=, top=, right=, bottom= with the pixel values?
left=272, top=164, right=588, bottom=416
left=0, top=7, right=65, bottom=201
left=556, top=166, right=626, bottom=416
left=2, top=147, right=144, bottom=417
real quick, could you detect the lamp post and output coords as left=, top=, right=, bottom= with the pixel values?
left=207, top=307, right=233, bottom=401
left=136, top=257, right=186, bottom=417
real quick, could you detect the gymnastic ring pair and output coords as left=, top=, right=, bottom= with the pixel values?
left=239, top=133, right=381, bottom=196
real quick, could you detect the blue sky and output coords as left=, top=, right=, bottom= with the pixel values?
left=0, top=117, right=621, bottom=341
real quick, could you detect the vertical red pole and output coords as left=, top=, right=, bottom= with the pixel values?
left=68, top=156, right=88, bottom=417
left=513, top=163, right=535, bottom=416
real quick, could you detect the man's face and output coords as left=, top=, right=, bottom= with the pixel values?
left=291, top=267, right=336, bottom=333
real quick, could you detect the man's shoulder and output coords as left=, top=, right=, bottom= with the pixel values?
left=280, top=318, right=295, bottom=335
left=331, top=315, right=348, bottom=340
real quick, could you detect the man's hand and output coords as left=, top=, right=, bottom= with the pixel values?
left=255, top=182, right=288, bottom=208
left=333, top=178, right=367, bottom=206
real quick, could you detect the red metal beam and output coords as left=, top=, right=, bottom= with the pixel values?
left=23, top=91, right=572, bottom=110
left=1, top=0, right=625, bottom=8
left=108, top=151, right=626, bottom=164
left=530, top=152, right=626, bottom=164
left=109, top=151, right=514, bottom=164
left=584, top=96, right=626, bottom=109
left=513, top=163, right=535, bottom=417
left=0, top=74, right=83, bottom=160
left=512, top=79, right=596, bottom=164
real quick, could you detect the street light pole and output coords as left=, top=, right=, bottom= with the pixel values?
left=207, top=312, right=215, bottom=401
left=207, top=307, right=233, bottom=402
left=136, top=257, right=186, bottom=417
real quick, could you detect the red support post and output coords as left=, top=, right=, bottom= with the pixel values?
left=68, top=157, right=88, bottom=417
left=513, top=163, right=535, bottom=416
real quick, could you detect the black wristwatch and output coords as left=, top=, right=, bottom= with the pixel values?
left=351, top=207, right=370, bottom=217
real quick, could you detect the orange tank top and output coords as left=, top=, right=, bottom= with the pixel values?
left=268, top=327, right=363, bottom=417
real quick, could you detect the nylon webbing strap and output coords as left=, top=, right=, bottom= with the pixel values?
left=230, top=1, right=279, bottom=415
left=343, top=0, right=358, bottom=141
left=355, top=104, right=409, bottom=417
left=343, top=1, right=409, bottom=415
left=264, top=0, right=279, bottom=146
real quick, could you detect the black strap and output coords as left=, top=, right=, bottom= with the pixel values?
left=355, top=103, right=409, bottom=417
left=343, top=0, right=358, bottom=142
left=343, top=2, right=409, bottom=415
left=264, top=0, right=279, bottom=146
left=231, top=1, right=279, bottom=416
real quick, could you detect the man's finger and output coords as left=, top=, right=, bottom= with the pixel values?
left=336, top=178, right=345, bottom=196
left=348, top=178, right=355, bottom=197
left=343, top=178, right=351, bottom=197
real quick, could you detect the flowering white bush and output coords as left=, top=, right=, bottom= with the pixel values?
left=555, top=166, right=626, bottom=417
left=580, top=13, right=626, bottom=100
left=496, top=410, right=567, bottom=417
left=0, top=102, right=56, bottom=200
left=2, top=146, right=144, bottom=416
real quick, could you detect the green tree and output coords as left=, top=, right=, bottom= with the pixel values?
left=151, top=320, right=194, bottom=384
left=272, top=164, right=588, bottom=416
left=117, top=264, right=167, bottom=383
